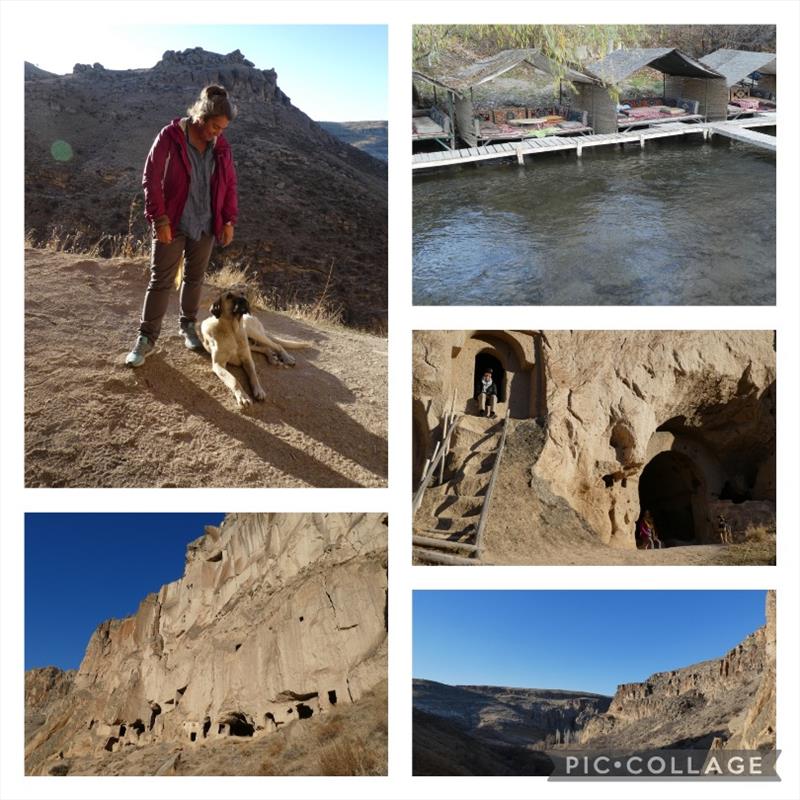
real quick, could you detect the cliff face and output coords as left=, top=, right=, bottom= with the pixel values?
left=580, top=591, right=775, bottom=750
left=535, top=331, right=775, bottom=547
left=413, top=679, right=611, bottom=747
left=25, top=47, right=387, bottom=328
left=25, top=513, right=388, bottom=775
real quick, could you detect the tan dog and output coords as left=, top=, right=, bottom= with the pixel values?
left=200, top=291, right=311, bottom=407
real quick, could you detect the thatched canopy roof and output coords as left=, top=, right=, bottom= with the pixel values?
left=701, top=49, right=776, bottom=87
left=413, top=48, right=595, bottom=96
left=588, top=48, right=723, bottom=84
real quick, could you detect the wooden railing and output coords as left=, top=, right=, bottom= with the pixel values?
left=473, top=409, right=511, bottom=559
left=412, top=411, right=460, bottom=517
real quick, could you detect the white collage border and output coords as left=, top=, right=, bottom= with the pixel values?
left=1, top=1, right=798, bottom=799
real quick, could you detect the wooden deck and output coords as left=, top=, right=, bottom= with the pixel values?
left=412, top=113, right=777, bottom=170
left=705, top=112, right=776, bottom=152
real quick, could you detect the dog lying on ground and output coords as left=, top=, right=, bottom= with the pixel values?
left=200, top=290, right=311, bottom=407
left=716, top=514, right=733, bottom=544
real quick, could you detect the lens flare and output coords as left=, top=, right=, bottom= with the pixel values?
left=50, top=140, right=73, bottom=162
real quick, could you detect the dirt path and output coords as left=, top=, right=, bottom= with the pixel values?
left=25, top=248, right=387, bottom=488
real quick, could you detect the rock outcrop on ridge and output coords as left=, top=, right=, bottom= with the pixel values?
left=25, top=513, right=388, bottom=776
left=579, top=590, right=776, bottom=751
left=25, top=47, right=387, bottom=329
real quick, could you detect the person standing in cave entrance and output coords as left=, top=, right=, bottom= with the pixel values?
left=636, top=510, right=661, bottom=549
left=126, top=84, right=238, bottom=367
left=476, top=369, right=498, bottom=418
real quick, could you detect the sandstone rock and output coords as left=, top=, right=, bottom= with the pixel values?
left=413, top=331, right=775, bottom=558
left=25, top=513, right=388, bottom=775
left=723, top=590, right=776, bottom=750
left=579, top=591, right=775, bottom=750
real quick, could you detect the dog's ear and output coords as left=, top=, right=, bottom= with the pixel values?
left=211, top=299, right=222, bottom=318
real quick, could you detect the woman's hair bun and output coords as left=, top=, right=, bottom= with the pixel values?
left=203, top=84, right=228, bottom=99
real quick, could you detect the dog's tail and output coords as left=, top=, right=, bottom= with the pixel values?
left=173, top=254, right=184, bottom=290
left=270, top=335, right=313, bottom=350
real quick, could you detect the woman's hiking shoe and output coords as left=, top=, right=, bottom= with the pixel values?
left=181, top=321, right=204, bottom=352
left=125, top=335, right=155, bottom=367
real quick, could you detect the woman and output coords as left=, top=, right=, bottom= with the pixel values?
left=636, top=510, right=658, bottom=550
left=126, top=85, right=238, bottom=366
left=476, top=369, right=499, bottom=418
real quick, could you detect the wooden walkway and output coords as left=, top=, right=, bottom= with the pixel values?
left=412, top=114, right=777, bottom=170
left=705, top=113, right=776, bottom=152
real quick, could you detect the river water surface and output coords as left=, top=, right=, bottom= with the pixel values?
left=413, top=136, right=775, bottom=305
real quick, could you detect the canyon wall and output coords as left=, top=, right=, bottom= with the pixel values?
left=25, top=513, right=388, bottom=775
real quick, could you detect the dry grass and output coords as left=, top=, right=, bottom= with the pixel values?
left=26, top=225, right=149, bottom=259
left=26, top=219, right=384, bottom=334
left=206, top=257, right=347, bottom=331
left=317, top=739, right=381, bottom=776
left=743, top=524, right=773, bottom=543
left=257, top=679, right=387, bottom=776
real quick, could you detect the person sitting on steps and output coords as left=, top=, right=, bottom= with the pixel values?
left=476, top=369, right=498, bottom=418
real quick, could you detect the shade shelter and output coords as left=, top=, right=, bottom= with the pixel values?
left=580, top=48, right=726, bottom=132
left=413, top=48, right=596, bottom=148
left=700, top=49, right=776, bottom=118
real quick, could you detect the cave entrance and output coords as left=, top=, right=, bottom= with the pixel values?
left=296, top=703, right=314, bottom=720
left=638, top=451, right=707, bottom=544
left=474, top=352, right=505, bottom=406
left=226, top=714, right=255, bottom=737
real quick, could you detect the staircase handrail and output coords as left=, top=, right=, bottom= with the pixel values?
left=474, top=409, right=511, bottom=558
left=412, top=412, right=460, bottom=516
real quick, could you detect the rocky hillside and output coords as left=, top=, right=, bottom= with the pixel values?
left=580, top=591, right=775, bottom=751
left=413, top=680, right=610, bottom=747
left=24, top=48, right=387, bottom=329
left=25, top=513, right=388, bottom=776
left=319, top=121, right=388, bottom=162
left=413, top=709, right=553, bottom=776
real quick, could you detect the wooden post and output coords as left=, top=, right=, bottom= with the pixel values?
left=438, top=413, right=449, bottom=486
left=516, top=146, right=524, bottom=165
left=576, top=142, right=583, bottom=158
left=639, top=133, right=645, bottom=148
left=448, top=91, right=456, bottom=151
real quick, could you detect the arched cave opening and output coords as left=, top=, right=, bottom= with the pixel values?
left=148, top=704, right=161, bottom=731
left=190, top=731, right=197, bottom=742
left=296, top=703, right=314, bottom=720
left=202, top=717, right=211, bottom=738
left=226, top=713, right=255, bottom=737
left=118, top=724, right=126, bottom=737
left=638, top=451, right=707, bottom=544
left=131, top=719, right=145, bottom=736
left=328, top=690, right=338, bottom=706
left=474, top=351, right=505, bottom=404
left=103, top=736, right=118, bottom=752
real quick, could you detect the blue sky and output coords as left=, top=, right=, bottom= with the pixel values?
left=413, top=590, right=767, bottom=696
left=25, top=513, right=225, bottom=671
left=26, top=25, right=387, bottom=120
